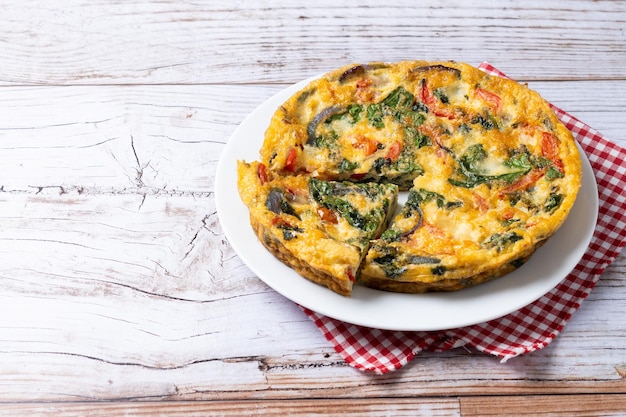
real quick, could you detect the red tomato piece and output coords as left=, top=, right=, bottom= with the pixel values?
left=271, top=217, right=291, bottom=228
left=355, top=77, right=374, bottom=102
left=386, top=141, right=402, bottom=162
left=352, top=135, right=379, bottom=156
left=502, top=209, right=515, bottom=220
left=473, top=192, right=489, bottom=214
left=432, top=108, right=458, bottom=120
left=317, top=207, right=338, bottom=224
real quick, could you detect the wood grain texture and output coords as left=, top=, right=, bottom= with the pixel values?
left=0, top=0, right=625, bottom=85
left=461, top=394, right=626, bottom=416
left=0, top=399, right=462, bottom=417
left=0, top=81, right=623, bottom=193
left=4, top=395, right=626, bottom=416
left=0, top=193, right=624, bottom=401
left=0, top=0, right=625, bottom=414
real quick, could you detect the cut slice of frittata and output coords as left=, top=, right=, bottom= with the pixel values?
left=237, top=160, right=398, bottom=296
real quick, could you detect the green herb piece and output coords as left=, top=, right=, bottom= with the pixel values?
left=409, top=188, right=463, bottom=210
left=471, top=113, right=499, bottom=130
left=371, top=246, right=443, bottom=278
left=449, top=144, right=533, bottom=188
left=308, top=130, right=339, bottom=148
left=504, top=150, right=533, bottom=172
left=276, top=223, right=304, bottom=241
left=347, top=104, right=363, bottom=123
left=414, top=188, right=446, bottom=208
left=403, top=189, right=425, bottom=218
left=448, top=144, right=489, bottom=188
left=308, top=178, right=381, bottom=232
left=337, top=158, right=359, bottom=173
left=544, top=193, right=564, bottom=213
left=434, top=88, right=449, bottom=104
left=483, top=232, right=523, bottom=252
left=458, top=123, right=472, bottom=134
left=404, top=126, right=430, bottom=148
left=367, top=103, right=384, bottom=128
left=372, top=251, right=407, bottom=278
left=405, top=111, right=426, bottom=127
left=407, top=255, right=441, bottom=265
left=380, top=228, right=402, bottom=242
left=392, top=154, right=424, bottom=176
left=325, top=104, right=364, bottom=125
left=431, top=265, right=447, bottom=276
left=502, top=218, right=521, bottom=226
left=381, top=86, right=415, bottom=110
left=546, top=166, right=565, bottom=181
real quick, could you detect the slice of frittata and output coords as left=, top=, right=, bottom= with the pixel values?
left=237, top=160, right=398, bottom=296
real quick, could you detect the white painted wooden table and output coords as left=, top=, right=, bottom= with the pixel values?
left=1, top=1, right=625, bottom=415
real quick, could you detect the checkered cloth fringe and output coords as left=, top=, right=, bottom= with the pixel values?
left=301, top=62, right=626, bottom=374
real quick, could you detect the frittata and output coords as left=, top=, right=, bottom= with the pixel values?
left=239, top=60, right=582, bottom=295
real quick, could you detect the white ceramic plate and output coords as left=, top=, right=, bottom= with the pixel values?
left=215, top=77, right=599, bottom=331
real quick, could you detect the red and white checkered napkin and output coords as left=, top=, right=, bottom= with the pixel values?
left=300, top=62, right=626, bottom=374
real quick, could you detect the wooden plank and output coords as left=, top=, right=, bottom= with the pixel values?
left=0, top=0, right=624, bottom=85
left=2, top=395, right=626, bottom=416
left=461, top=394, right=626, bottom=416
left=0, top=398, right=462, bottom=417
left=0, top=81, right=624, bottom=194
left=0, top=192, right=624, bottom=401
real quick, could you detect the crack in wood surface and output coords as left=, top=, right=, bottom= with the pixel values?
left=0, top=185, right=214, bottom=197
left=8, top=350, right=245, bottom=372
left=130, top=135, right=145, bottom=188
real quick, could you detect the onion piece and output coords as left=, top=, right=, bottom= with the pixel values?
left=338, top=63, right=388, bottom=83
left=306, top=105, right=346, bottom=145
left=400, top=206, right=423, bottom=239
left=407, top=255, right=441, bottom=265
left=411, top=64, right=461, bottom=78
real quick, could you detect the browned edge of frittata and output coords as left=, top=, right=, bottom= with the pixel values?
left=359, top=240, right=546, bottom=294
left=249, top=215, right=353, bottom=297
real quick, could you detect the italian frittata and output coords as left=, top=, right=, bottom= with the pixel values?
left=238, top=60, right=582, bottom=296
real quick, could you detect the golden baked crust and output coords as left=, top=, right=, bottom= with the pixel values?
left=241, top=60, right=582, bottom=295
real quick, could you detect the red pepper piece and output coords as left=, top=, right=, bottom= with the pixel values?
left=421, top=80, right=457, bottom=119
left=257, top=163, right=268, bottom=184
left=284, top=148, right=297, bottom=172
left=350, top=173, right=367, bottom=180
left=475, top=87, right=502, bottom=112
left=542, top=132, right=564, bottom=172
left=420, top=80, right=436, bottom=106
left=500, top=169, right=546, bottom=195
left=346, top=267, right=356, bottom=283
